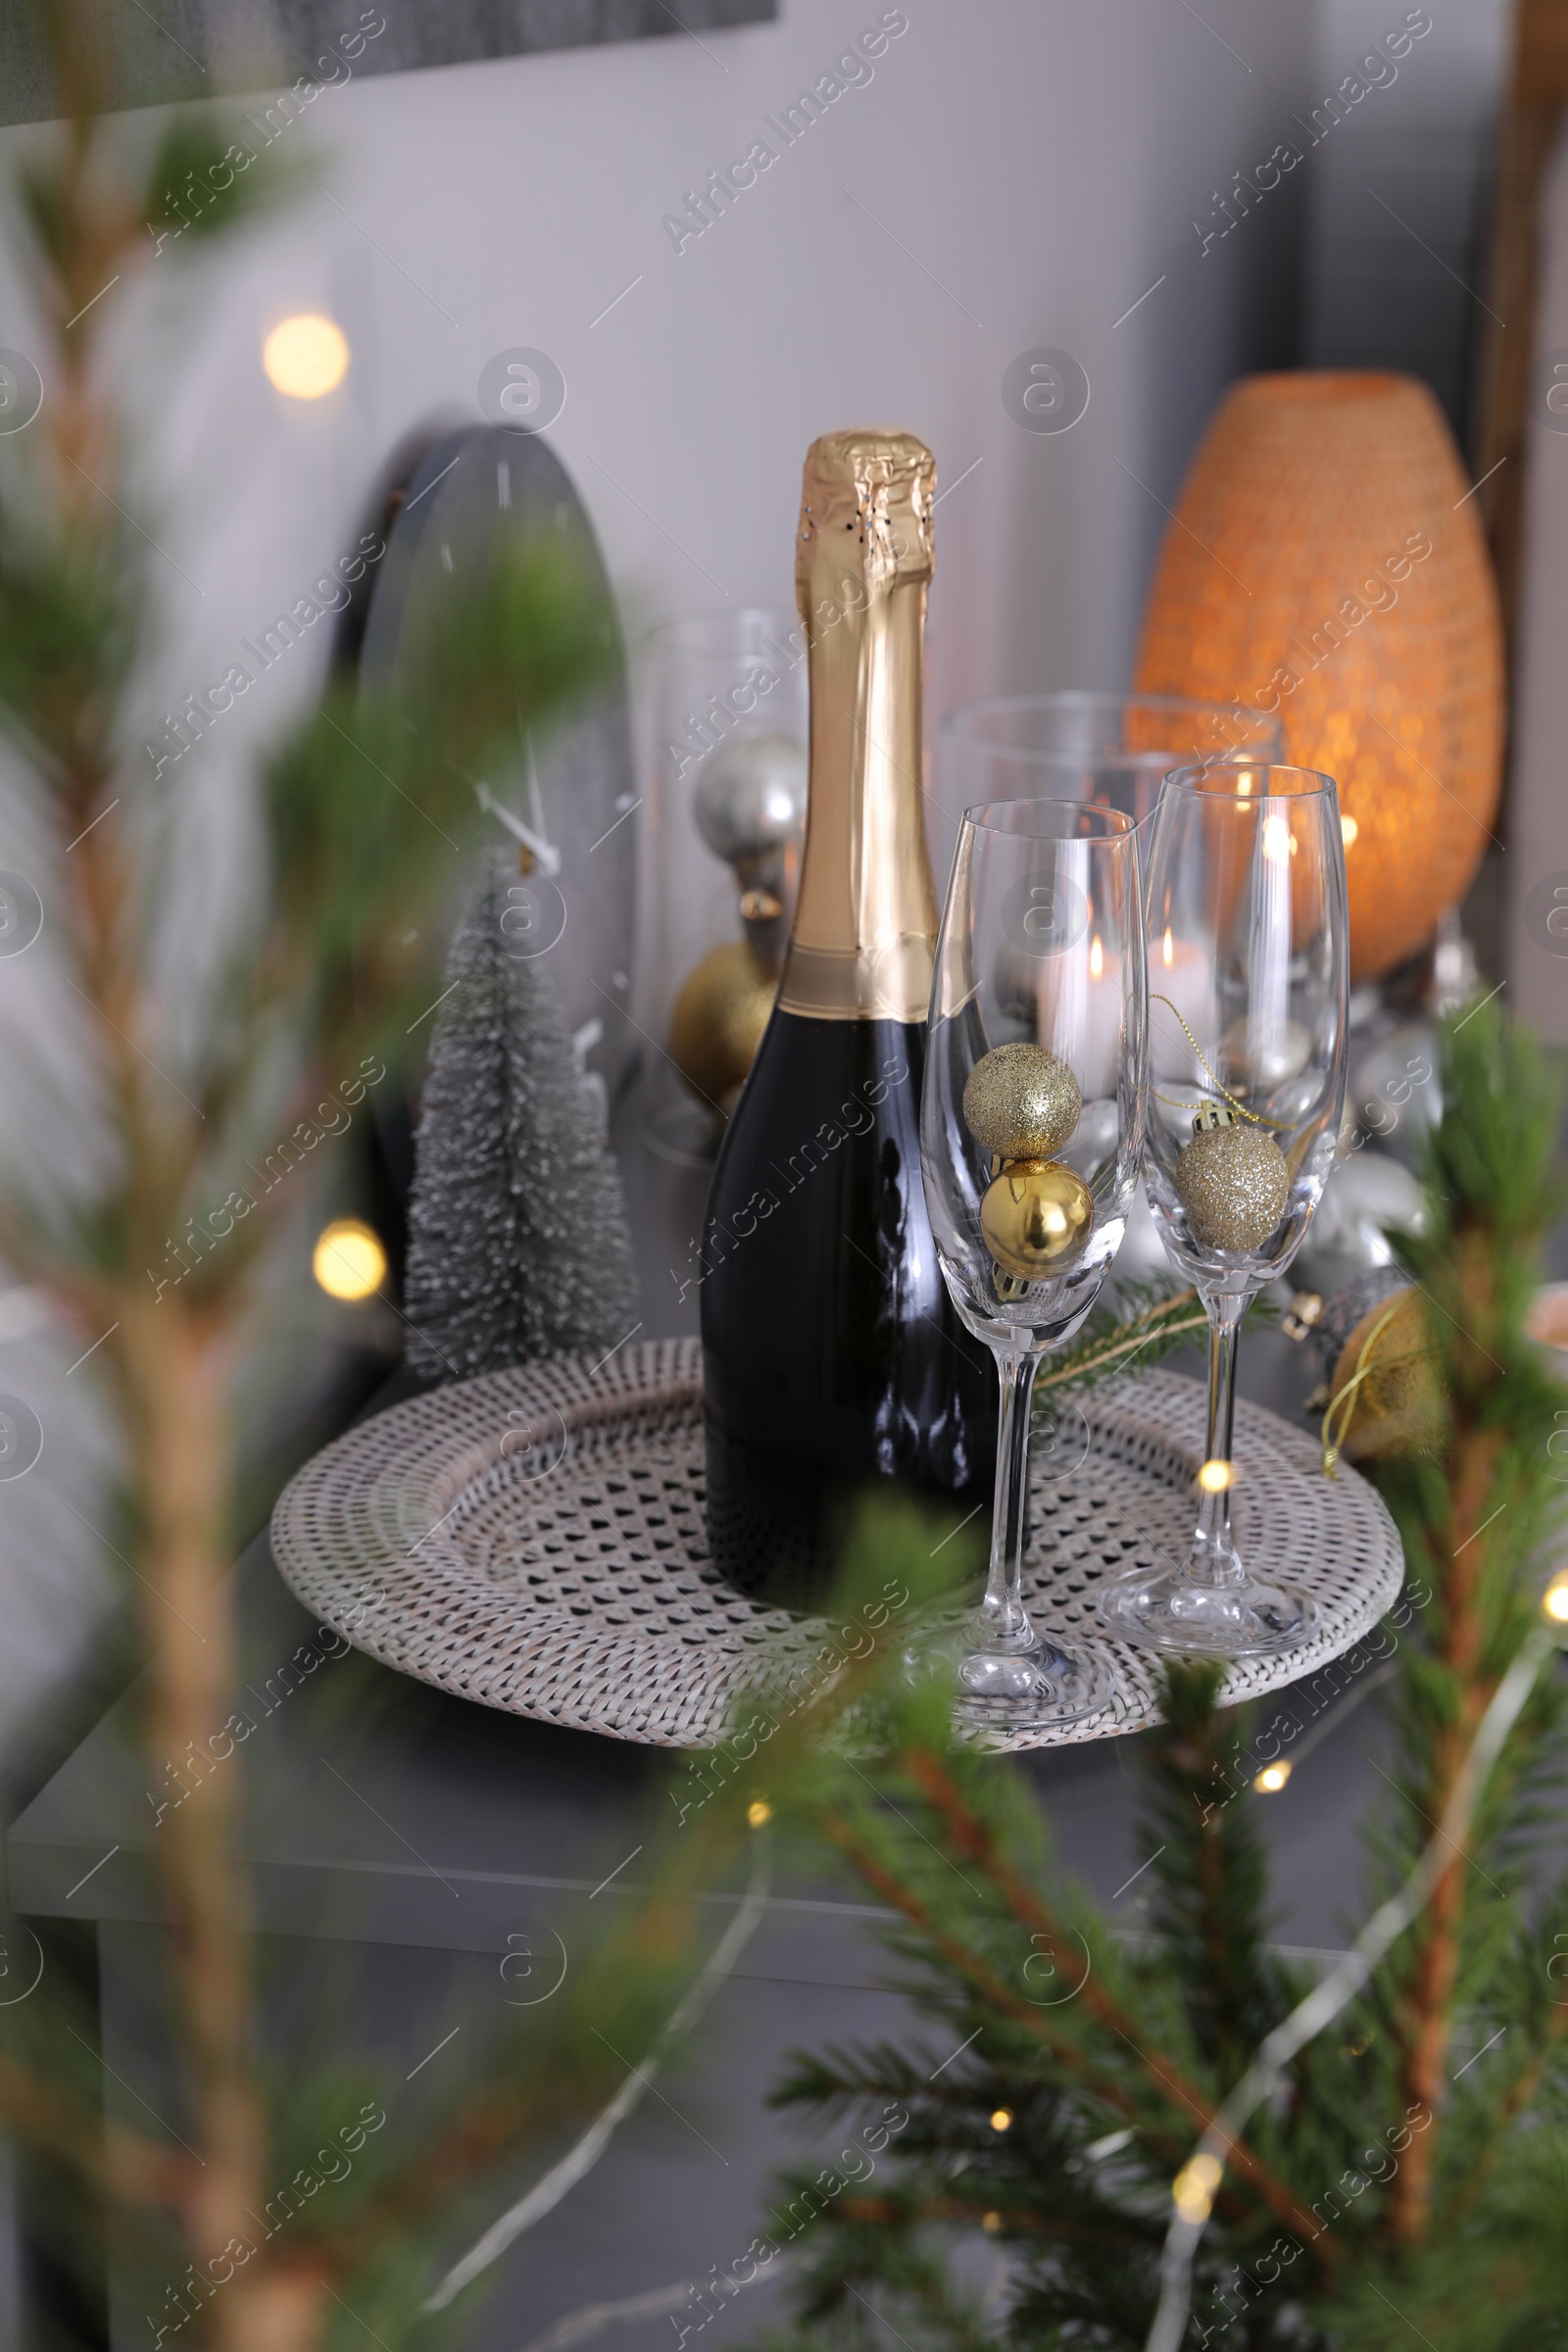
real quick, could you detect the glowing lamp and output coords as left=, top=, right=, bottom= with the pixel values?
left=1134, top=372, right=1503, bottom=981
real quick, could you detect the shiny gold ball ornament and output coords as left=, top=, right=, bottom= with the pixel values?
left=1174, top=1103, right=1290, bottom=1253
left=962, top=1043, right=1081, bottom=1161
left=979, top=1158, right=1095, bottom=1280
left=670, top=941, right=777, bottom=1117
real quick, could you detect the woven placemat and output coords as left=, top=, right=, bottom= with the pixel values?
left=269, top=1341, right=1405, bottom=1751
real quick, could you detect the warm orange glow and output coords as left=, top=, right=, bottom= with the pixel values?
left=1197, top=1458, right=1236, bottom=1494
left=1133, top=371, right=1503, bottom=981
left=991, top=2108, right=1012, bottom=2132
left=1342, top=813, right=1359, bottom=850
left=1254, top=1761, right=1292, bottom=1793
left=747, top=1798, right=773, bottom=1826
left=1263, top=813, right=1293, bottom=865
left=1089, top=934, right=1104, bottom=980
left=1161, top=926, right=1174, bottom=968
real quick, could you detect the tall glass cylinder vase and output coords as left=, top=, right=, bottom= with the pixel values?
left=636, top=612, right=808, bottom=1166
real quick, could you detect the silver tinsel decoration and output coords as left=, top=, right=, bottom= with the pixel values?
left=403, top=855, right=639, bottom=1382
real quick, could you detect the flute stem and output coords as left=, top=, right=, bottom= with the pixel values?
left=977, top=1348, right=1039, bottom=1645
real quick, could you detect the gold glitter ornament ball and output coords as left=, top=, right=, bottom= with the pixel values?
left=979, top=1159, right=1095, bottom=1279
left=962, top=1043, right=1081, bottom=1161
left=670, top=942, right=777, bottom=1117
left=1175, top=1119, right=1290, bottom=1252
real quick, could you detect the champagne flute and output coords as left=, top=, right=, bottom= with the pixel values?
left=918, top=802, right=1147, bottom=1733
left=937, top=697, right=1284, bottom=1307
left=1101, top=763, right=1348, bottom=1656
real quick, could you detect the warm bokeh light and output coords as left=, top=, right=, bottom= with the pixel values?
left=1089, top=934, right=1104, bottom=980
left=747, top=1798, right=773, bottom=1827
left=1543, top=1575, right=1568, bottom=1626
left=1161, top=926, right=1174, bottom=967
left=1341, top=813, right=1359, bottom=850
left=1254, top=1761, right=1292, bottom=1793
left=981, top=2211, right=1002, bottom=2233
left=1197, top=1458, right=1236, bottom=1494
left=990, top=2108, right=1012, bottom=2132
left=312, top=1218, right=386, bottom=1301
left=1172, top=2151, right=1222, bottom=2225
left=263, top=313, right=350, bottom=399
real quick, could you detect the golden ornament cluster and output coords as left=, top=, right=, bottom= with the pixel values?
left=963, top=1043, right=1094, bottom=1285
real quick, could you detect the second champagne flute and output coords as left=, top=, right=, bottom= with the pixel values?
left=919, top=802, right=1148, bottom=1734
left=1101, top=762, right=1349, bottom=1656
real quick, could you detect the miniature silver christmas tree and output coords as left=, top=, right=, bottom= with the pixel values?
left=403, top=854, right=639, bottom=1381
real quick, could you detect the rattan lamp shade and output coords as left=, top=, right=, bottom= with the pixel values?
left=1133, top=372, right=1503, bottom=981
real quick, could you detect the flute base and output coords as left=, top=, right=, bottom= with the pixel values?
left=1099, top=1562, right=1318, bottom=1660
left=912, top=1617, right=1116, bottom=1735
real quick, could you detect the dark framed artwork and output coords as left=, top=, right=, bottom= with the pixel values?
left=0, top=0, right=777, bottom=128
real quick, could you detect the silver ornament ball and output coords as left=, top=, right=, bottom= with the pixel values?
left=693, top=733, right=808, bottom=866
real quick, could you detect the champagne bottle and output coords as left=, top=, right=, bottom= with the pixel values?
left=701, top=429, right=995, bottom=1606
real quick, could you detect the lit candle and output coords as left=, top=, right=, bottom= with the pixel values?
left=1150, top=929, right=1214, bottom=1091
left=1036, top=928, right=1126, bottom=1102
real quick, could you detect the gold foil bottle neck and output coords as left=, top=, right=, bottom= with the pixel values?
left=779, top=428, right=940, bottom=1023
left=796, top=429, right=935, bottom=607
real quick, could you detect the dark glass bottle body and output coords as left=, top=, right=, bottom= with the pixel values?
left=702, top=1007, right=995, bottom=1604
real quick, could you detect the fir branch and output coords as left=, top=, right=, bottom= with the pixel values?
left=1033, top=1283, right=1275, bottom=1404
left=1033, top=1283, right=1206, bottom=1398
left=813, top=1756, right=1340, bottom=2262
left=1371, top=1004, right=1568, bottom=2248
left=1141, top=1662, right=1296, bottom=2085
left=0, top=2051, right=192, bottom=2211
left=831, top=2191, right=1140, bottom=2244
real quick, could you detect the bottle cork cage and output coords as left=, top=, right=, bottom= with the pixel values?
left=270, top=1342, right=1404, bottom=1752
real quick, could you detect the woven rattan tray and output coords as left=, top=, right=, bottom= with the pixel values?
left=270, top=1341, right=1404, bottom=1751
